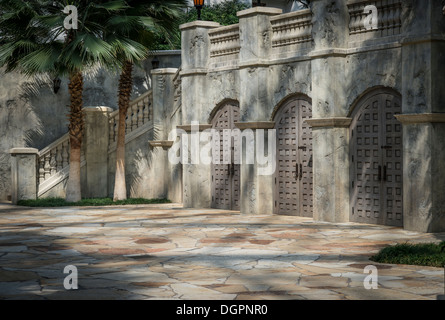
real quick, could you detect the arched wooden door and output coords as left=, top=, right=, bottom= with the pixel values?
left=211, top=102, right=240, bottom=210
left=274, top=97, right=313, bottom=217
left=350, top=89, right=403, bottom=227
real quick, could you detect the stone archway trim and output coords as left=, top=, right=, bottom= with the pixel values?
left=395, top=113, right=445, bottom=124
left=305, top=117, right=352, bottom=128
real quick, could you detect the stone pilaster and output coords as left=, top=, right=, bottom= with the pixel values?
left=237, top=7, right=282, bottom=122
left=235, top=122, right=275, bottom=215
left=83, top=107, right=112, bottom=198
left=306, top=118, right=352, bottom=223
left=309, top=0, right=351, bottom=223
left=398, top=0, right=445, bottom=232
left=180, top=21, right=220, bottom=208
left=9, top=148, right=39, bottom=204
left=148, top=68, right=178, bottom=201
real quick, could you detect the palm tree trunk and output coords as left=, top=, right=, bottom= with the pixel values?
left=65, top=71, right=84, bottom=203
left=113, top=61, right=134, bottom=201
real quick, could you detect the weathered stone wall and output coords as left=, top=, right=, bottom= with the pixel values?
left=177, top=0, right=445, bottom=232
left=0, top=52, right=180, bottom=201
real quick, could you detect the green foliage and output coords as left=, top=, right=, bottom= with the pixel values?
left=152, top=0, right=250, bottom=50
left=370, top=242, right=445, bottom=268
left=17, top=197, right=171, bottom=207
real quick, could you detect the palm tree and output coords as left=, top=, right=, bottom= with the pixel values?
left=110, top=0, right=187, bottom=201
left=0, top=0, right=148, bottom=202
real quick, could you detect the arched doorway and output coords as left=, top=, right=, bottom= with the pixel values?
left=211, top=101, right=240, bottom=210
left=273, top=96, right=313, bottom=217
left=350, top=88, right=403, bottom=227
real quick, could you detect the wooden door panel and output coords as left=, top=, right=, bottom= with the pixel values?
left=350, top=91, right=403, bottom=227
left=274, top=97, right=313, bottom=217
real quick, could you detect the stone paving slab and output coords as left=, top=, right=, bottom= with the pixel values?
left=0, top=203, right=444, bottom=300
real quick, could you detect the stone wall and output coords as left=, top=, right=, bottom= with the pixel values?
left=0, top=52, right=180, bottom=201
left=176, top=0, right=445, bottom=232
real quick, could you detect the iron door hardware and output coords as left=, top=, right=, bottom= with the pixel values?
left=295, top=162, right=299, bottom=181
left=299, top=163, right=303, bottom=180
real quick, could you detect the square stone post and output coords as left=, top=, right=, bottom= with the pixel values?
left=84, top=106, right=112, bottom=198
left=237, top=7, right=282, bottom=121
left=398, top=0, right=445, bottom=232
left=180, top=20, right=220, bottom=208
left=148, top=68, right=178, bottom=201
left=309, top=0, right=351, bottom=223
left=236, top=122, right=275, bottom=215
left=9, top=148, right=39, bottom=204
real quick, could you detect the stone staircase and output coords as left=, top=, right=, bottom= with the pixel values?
left=36, top=90, right=153, bottom=198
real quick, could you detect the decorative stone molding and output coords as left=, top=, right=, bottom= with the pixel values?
left=236, top=7, right=282, bottom=18
left=309, top=48, right=349, bottom=59
left=176, top=124, right=212, bottom=132
left=270, top=9, right=312, bottom=50
left=148, top=141, right=174, bottom=150
left=9, top=148, right=39, bottom=155
left=151, top=68, right=179, bottom=75
left=234, top=122, right=275, bottom=130
left=305, top=118, right=353, bottom=128
left=395, top=113, right=445, bottom=124
left=347, top=0, right=402, bottom=41
left=179, top=20, right=221, bottom=31
left=209, top=24, right=240, bottom=58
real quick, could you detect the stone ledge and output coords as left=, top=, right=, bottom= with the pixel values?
left=151, top=68, right=179, bottom=75
left=83, top=106, right=113, bottom=113
left=395, top=113, right=445, bottom=124
left=9, top=148, right=39, bottom=155
left=180, top=21, right=220, bottom=31
left=148, top=141, right=174, bottom=150
left=180, top=69, right=208, bottom=77
left=305, top=118, right=352, bottom=128
left=237, top=7, right=282, bottom=18
left=176, top=124, right=212, bottom=132
left=309, top=49, right=349, bottom=59
left=234, top=122, right=275, bottom=130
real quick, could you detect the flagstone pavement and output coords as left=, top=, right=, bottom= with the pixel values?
left=0, top=202, right=444, bottom=300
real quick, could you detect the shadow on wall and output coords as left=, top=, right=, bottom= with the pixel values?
left=128, top=124, right=162, bottom=199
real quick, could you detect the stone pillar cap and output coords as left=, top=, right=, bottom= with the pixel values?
left=9, top=148, right=39, bottom=155
left=180, top=20, right=221, bottom=31
left=151, top=68, right=179, bottom=75
left=237, top=7, right=283, bottom=18
left=83, top=106, right=113, bottom=112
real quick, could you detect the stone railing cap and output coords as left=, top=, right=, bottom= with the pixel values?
left=151, top=68, right=179, bottom=75
left=237, top=7, right=283, bottom=18
left=9, top=148, right=39, bottom=155
left=83, top=106, right=113, bottom=112
left=180, top=21, right=221, bottom=31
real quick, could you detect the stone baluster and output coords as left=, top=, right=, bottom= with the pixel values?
left=137, top=101, right=143, bottom=127
left=56, top=145, right=63, bottom=172
left=125, top=110, right=131, bottom=134
left=50, top=150, right=56, bottom=176
left=44, top=153, right=51, bottom=180
left=131, top=103, right=138, bottom=131
left=39, top=157, right=45, bottom=184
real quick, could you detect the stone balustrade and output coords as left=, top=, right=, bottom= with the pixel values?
left=108, top=90, right=153, bottom=145
left=37, top=134, right=70, bottom=186
left=209, top=24, right=241, bottom=60
left=270, top=9, right=313, bottom=53
left=348, top=0, right=402, bottom=42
